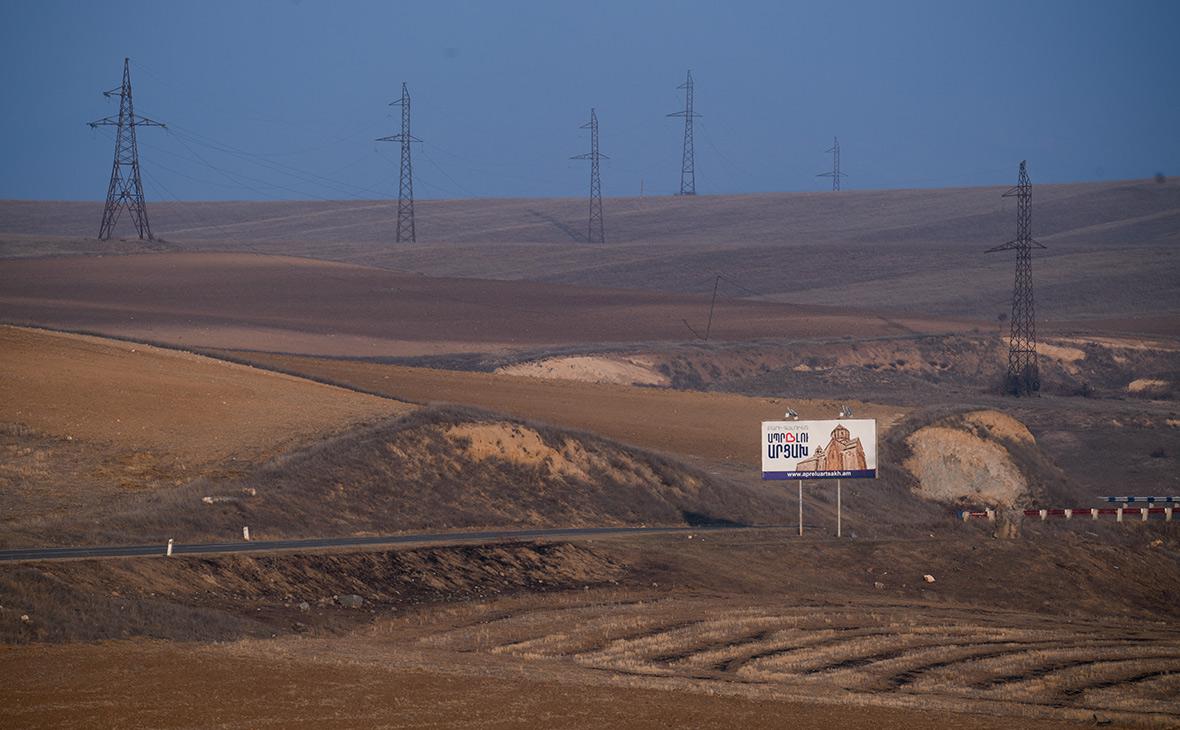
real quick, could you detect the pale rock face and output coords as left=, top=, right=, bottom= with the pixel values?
left=903, top=411, right=1033, bottom=509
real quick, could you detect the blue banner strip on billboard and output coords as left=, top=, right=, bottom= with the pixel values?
left=762, top=469, right=877, bottom=480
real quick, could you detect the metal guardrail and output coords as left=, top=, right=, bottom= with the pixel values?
left=961, top=508, right=1175, bottom=523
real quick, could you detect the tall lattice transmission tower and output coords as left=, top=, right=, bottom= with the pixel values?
left=667, top=70, right=699, bottom=195
left=377, top=82, right=419, bottom=243
left=570, top=108, right=607, bottom=243
left=817, top=136, right=846, bottom=191
left=89, top=58, right=165, bottom=240
left=986, top=160, right=1045, bottom=396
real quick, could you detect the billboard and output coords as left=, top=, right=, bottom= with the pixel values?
left=761, top=419, right=877, bottom=480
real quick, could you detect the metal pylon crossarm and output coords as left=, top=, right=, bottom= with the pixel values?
left=89, top=58, right=165, bottom=241
left=376, top=81, right=419, bottom=243
left=817, top=136, right=847, bottom=191
left=667, top=70, right=699, bottom=196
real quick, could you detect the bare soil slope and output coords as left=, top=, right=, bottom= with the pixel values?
left=216, top=351, right=907, bottom=467
left=3, top=179, right=1176, bottom=322
left=0, top=640, right=1084, bottom=730
left=0, top=326, right=406, bottom=526
left=44, top=407, right=789, bottom=546
left=0, top=252, right=968, bottom=357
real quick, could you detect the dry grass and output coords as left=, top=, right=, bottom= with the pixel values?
left=378, top=594, right=1180, bottom=725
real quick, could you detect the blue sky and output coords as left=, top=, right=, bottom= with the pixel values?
left=1, top=0, right=1177, bottom=200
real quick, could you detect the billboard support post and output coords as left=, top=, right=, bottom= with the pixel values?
left=837, top=479, right=842, bottom=538
left=798, top=479, right=803, bottom=537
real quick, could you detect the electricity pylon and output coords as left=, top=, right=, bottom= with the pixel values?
left=570, top=108, right=607, bottom=243
left=986, top=160, right=1046, bottom=396
left=667, top=70, right=699, bottom=195
left=377, top=82, right=419, bottom=243
left=89, top=58, right=165, bottom=240
left=817, top=136, right=846, bottom=191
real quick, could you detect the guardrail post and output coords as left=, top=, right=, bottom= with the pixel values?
left=1039, top=509, right=1048, bottom=521
left=1142, top=508, right=1149, bottom=522
left=243, top=526, right=251, bottom=541
left=1117, top=508, right=1124, bottom=523
left=1091, top=508, right=1098, bottom=520
left=986, top=508, right=995, bottom=522
left=1167, top=508, right=1174, bottom=522
left=166, top=538, right=173, bottom=557
left=1064, top=509, right=1073, bottom=520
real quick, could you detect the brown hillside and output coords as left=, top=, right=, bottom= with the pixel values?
left=2, top=179, right=1175, bottom=322
left=37, top=408, right=791, bottom=546
left=0, top=326, right=406, bottom=526
left=0, top=252, right=970, bottom=357
left=217, top=350, right=907, bottom=467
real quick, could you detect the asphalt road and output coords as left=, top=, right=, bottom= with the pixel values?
left=0, top=524, right=793, bottom=563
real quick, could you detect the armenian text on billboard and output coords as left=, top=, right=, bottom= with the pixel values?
left=761, top=419, right=878, bottom=480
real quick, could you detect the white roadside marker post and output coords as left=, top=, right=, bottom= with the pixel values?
left=243, top=526, right=251, bottom=541
left=166, top=538, right=173, bottom=557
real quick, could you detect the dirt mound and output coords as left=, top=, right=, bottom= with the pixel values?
left=962, top=410, right=1035, bottom=446
left=900, top=410, right=1054, bottom=509
left=64, top=407, right=786, bottom=545
left=0, top=542, right=620, bottom=644
left=495, top=355, right=669, bottom=386
left=1127, top=377, right=1172, bottom=398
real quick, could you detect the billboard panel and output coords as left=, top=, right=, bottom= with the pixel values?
left=761, top=419, right=877, bottom=480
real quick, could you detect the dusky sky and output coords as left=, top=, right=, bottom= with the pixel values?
left=2, top=0, right=1177, bottom=201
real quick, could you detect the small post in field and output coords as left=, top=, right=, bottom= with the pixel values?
left=836, top=479, right=842, bottom=538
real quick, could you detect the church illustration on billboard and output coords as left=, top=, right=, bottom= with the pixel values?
left=795, top=423, right=867, bottom=472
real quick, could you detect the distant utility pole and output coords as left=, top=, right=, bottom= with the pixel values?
left=986, top=160, right=1045, bottom=396
left=377, top=82, right=419, bottom=243
left=667, top=70, right=699, bottom=196
left=89, top=58, right=165, bottom=241
left=817, top=136, right=846, bottom=191
left=570, top=108, right=607, bottom=243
